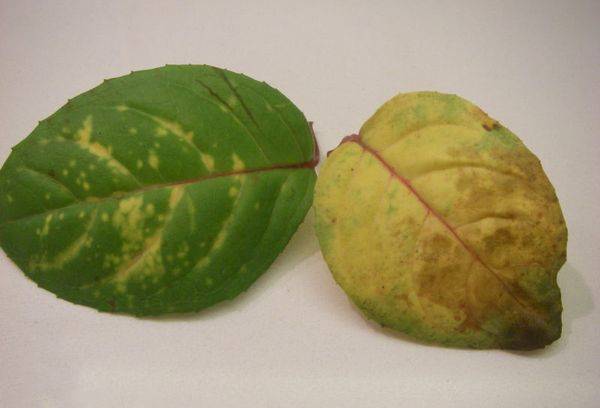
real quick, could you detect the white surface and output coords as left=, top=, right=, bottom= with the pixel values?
left=1, top=0, right=599, bottom=406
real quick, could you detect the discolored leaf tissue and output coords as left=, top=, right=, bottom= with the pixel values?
left=315, top=92, right=567, bottom=350
left=0, top=65, right=318, bottom=315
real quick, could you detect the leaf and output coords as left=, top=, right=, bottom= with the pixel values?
left=0, top=65, right=318, bottom=316
left=314, top=92, right=567, bottom=350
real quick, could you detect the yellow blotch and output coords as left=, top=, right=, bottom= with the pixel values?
left=196, top=257, right=210, bottom=269
left=116, top=105, right=129, bottom=112
left=62, top=169, right=69, bottom=176
left=102, top=254, right=122, bottom=269
left=232, top=153, right=245, bottom=171
left=112, top=195, right=145, bottom=253
left=176, top=242, right=189, bottom=258
left=213, top=229, right=227, bottom=249
left=73, top=116, right=131, bottom=176
left=101, top=212, right=109, bottom=222
left=155, top=127, right=168, bottom=136
left=129, top=127, right=137, bottom=135
left=227, top=95, right=238, bottom=106
left=148, top=151, right=159, bottom=169
left=115, top=282, right=127, bottom=293
left=33, top=211, right=98, bottom=271
left=136, top=159, right=143, bottom=169
left=201, top=153, right=215, bottom=171
left=83, top=181, right=90, bottom=191
left=169, top=187, right=184, bottom=210
left=145, top=203, right=155, bottom=215
left=151, top=116, right=194, bottom=144
left=39, top=214, right=54, bottom=237
left=228, top=186, right=238, bottom=197
left=112, top=235, right=163, bottom=284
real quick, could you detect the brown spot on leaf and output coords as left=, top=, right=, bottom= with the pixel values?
left=501, top=318, right=558, bottom=350
left=483, top=228, right=515, bottom=253
left=482, top=121, right=501, bottom=131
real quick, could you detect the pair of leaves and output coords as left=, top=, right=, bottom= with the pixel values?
left=315, top=92, right=567, bottom=349
left=0, top=65, right=317, bottom=315
left=1, top=67, right=567, bottom=350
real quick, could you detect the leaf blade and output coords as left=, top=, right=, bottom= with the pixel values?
left=315, top=92, right=566, bottom=349
left=0, top=65, right=317, bottom=315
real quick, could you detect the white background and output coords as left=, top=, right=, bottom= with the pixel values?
left=1, top=1, right=599, bottom=407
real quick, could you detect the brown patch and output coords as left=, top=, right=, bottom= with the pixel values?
left=417, top=264, right=467, bottom=311
left=429, top=234, right=451, bottom=251
left=455, top=175, right=471, bottom=193
left=482, top=121, right=500, bottom=131
left=501, top=319, right=557, bottom=350
left=483, top=228, right=515, bottom=253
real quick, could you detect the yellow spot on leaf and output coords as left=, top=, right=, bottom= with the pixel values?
left=39, top=214, right=53, bottom=237
left=176, top=242, right=189, bottom=258
left=150, top=117, right=194, bottom=144
left=232, top=153, right=245, bottom=171
left=112, top=195, right=145, bottom=253
left=213, top=229, right=227, bottom=249
left=155, top=127, right=168, bottom=137
left=148, top=151, right=159, bottom=169
left=228, top=186, right=238, bottom=197
left=196, top=257, right=210, bottom=269
left=201, top=153, right=215, bottom=171
left=145, top=203, right=155, bottom=215
left=129, top=127, right=137, bottom=135
left=73, top=116, right=133, bottom=177
left=169, top=187, right=184, bottom=210
left=116, top=105, right=129, bottom=112
left=32, top=211, right=98, bottom=271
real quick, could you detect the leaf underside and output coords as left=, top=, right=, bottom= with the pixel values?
left=0, top=65, right=317, bottom=316
left=315, top=92, right=567, bottom=350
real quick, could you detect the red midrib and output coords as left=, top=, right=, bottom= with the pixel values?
left=343, top=134, right=544, bottom=327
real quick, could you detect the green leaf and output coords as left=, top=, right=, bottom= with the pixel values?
left=0, top=65, right=318, bottom=316
left=315, top=92, right=567, bottom=350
